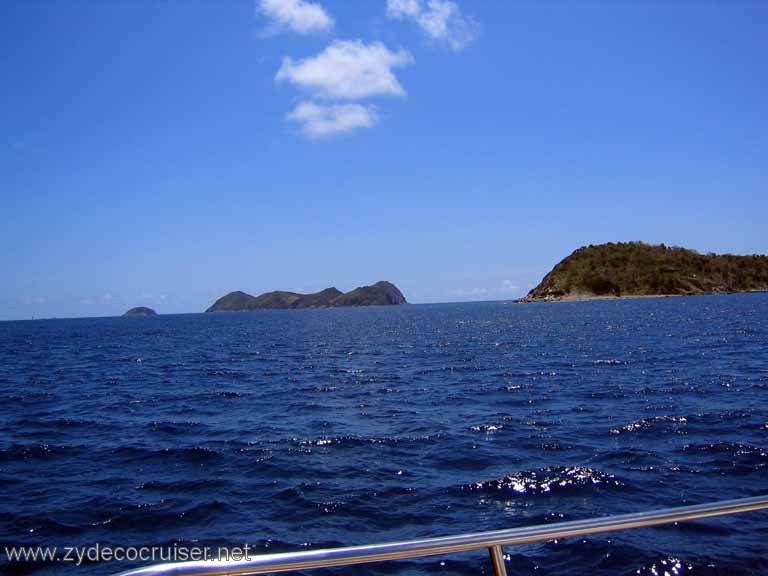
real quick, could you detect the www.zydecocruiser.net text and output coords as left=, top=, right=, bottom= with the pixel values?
left=4, top=544, right=255, bottom=566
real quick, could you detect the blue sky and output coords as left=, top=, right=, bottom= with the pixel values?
left=1, top=0, right=766, bottom=320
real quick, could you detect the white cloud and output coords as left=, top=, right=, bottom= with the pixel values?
left=287, top=101, right=378, bottom=137
left=21, top=296, right=46, bottom=306
left=257, top=0, right=333, bottom=35
left=276, top=40, right=414, bottom=100
left=387, top=0, right=479, bottom=51
left=501, top=280, right=520, bottom=293
left=387, top=0, right=421, bottom=18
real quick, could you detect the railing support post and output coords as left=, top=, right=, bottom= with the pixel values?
left=488, top=545, right=507, bottom=576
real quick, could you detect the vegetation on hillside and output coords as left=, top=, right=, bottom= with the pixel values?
left=525, top=242, right=768, bottom=301
left=332, top=281, right=407, bottom=306
left=206, top=281, right=406, bottom=312
left=123, top=306, right=157, bottom=316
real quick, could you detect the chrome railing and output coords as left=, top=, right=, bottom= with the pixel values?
left=116, top=495, right=768, bottom=576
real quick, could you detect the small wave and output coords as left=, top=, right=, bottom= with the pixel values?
left=594, top=447, right=660, bottom=466
left=310, top=385, right=337, bottom=393
left=177, top=500, right=230, bottom=524
left=682, top=441, right=766, bottom=456
left=540, top=441, right=573, bottom=451
left=469, top=424, right=504, bottom=433
left=10, top=515, right=86, bottom=537
left=685, top=410, right=753, bottom=424
left=635, top=556, right=693, bottom=575
left=2, top=391, right=54, bottom=404
left=205, top=369, right=250, bottom=380
left=136, top=478, right=229, bottom=492
left=681, top=442, right=768, bottom=474
left=589, top=389, right=628, bottom=400
left=610, top=416, right=688, bottom=435
left=459, top=466, right=623, bottom=496
left=149, top=420, right=204, bottom=434
left=109, top=445, right=221, bottom=463
left=291, top=433, right=444, bottom=449
left=0, top=443, right=85, bottom=462
left=100, top=499, right=229, bottom=530
left=316, top=500, right=346, bottom=514
left=11, top=417, right=102, bottom=430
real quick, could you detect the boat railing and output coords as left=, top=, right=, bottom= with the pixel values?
left=116, top=494, right=768, bottom=576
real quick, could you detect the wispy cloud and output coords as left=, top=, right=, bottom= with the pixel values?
left=451, top=280, right=523, bottom=299
left=276, top=40, right=414, bottom=100
left=500, top=280, right=520, bottom=293
left=19, top=296, right=47, bottom=307
left=287, top=101, right=378, bottom=137
left=452, top=287, right=488, bottom=297
left=386, top=0, right=479, bottom=51
left=257, top=0, right=333, bottom=35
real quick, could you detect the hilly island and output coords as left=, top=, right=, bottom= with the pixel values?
left=206, top=281, right=407, bottom=312
left=123, top=306, right=157, bottom=316
left=522, top=242, right=768, bottom=302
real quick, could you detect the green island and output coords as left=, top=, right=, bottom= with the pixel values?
left=206, top=281, right=407, bottom=312
left=521, top=242, right=768, bottom=302
left=123, top=306, right=157, bottom=316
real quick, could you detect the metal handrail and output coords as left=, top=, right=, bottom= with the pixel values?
left=116, top=495, right=768, bottom=576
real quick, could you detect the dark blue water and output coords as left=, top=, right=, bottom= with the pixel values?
left=1, top=295, right=767, bottom=575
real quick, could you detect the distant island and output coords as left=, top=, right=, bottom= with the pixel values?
left=123, top=306, right=157, bottom=316
left=206, top=281, right=407, bottom=312
left=520, top=242, right=768, bottom=302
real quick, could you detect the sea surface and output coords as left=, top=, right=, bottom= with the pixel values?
left=1, top=295, right=767, bottom=576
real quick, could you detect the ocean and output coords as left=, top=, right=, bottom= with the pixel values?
left=1, top=294, right=767, bottom=575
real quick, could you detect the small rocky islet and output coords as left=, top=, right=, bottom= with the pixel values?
left=206, top=281, right=407, bottom=312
